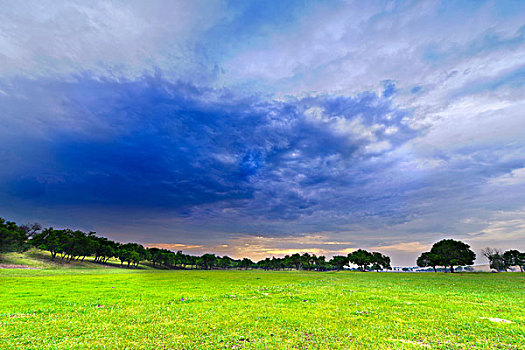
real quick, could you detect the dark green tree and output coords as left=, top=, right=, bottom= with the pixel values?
left=197, top=254, right=217, bottom=269
left=147, top=247, right=164, bottom=267
left=416, top=251, right=440, bottom=272
left=218, top=256, right=234, bottom=269
left=289, top=253, right=302, bottom=270
left=371, top=252, right=391, bottom=271
left=314, top=255, right=329, bottom=271
left=0, top=218, right=28, bottom=253
left=238, top=257, right=254, bottom=269
left=329, top=255, right=349, bottom=270
left=502, top=250, right=524, bottom=272
left=519, top=252, right=525, bottom=273
left=93, top=236, right=116, bottom=263
left=348, top=249, right=374, bottom=271
left=430, top=239, right=475, bottom=273
left=31, top=228, right=66, bottom=259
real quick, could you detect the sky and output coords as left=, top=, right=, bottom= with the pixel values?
left=1, top=0, right=524, bottom=265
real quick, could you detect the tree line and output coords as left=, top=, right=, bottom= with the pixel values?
left=2, top=217, right=523, bottom=272
left=0, top=217, right=391, bottom=271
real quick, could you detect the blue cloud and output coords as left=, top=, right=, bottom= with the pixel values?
left=0, top=75, right=415, bottom=221
left=382, top=80, right=397, bottom=98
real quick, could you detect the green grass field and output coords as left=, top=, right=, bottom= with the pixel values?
left=1, top=267, right=524, bottom=349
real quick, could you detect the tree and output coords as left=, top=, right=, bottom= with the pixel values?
left=238, top=257, right=254, bottom=269
left=482, top=247, right=505, bottom=272
left=19, top=222, right=42, bottom=239
left=31, top=228, right=66, bottom=259
left=502, top=250, right=524, bottom=272
left=117, top=246, right=131, bottom=267
left=174, top=251, right=186, bottom=268
left=257, top=257, right=271, bottom=270
left=314, top=255, right=329, bottom=271
left=348, top=249, right=374, bottom=271
left=289, top=253, right=303, bottom=270
left=416, top=251, right=440, bottom=272
left=371, top=252, right=391, bottom=272
left=69, top=230, right=96, bottom=261
left=430, top=239, right=475, bottom=273
left=93, top=236, right=116, bottom=263
left=520, top=252, right=525, bottom=273
left=59, top=230, right=94, bottom=262
left=197, top=254, right=217, bottom=270
left=271, top=257, right=280, bottom=270
left=147, top=248, right=164, bottom=267
left=329, top=255, right=348, bottom=270
left=0, top=218, right=28, bottom=253
left=116, top=243, right=145, bottom=268
left=218, top=256, right=234, bottom=269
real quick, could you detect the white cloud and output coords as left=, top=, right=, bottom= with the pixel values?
left=466, top=209, right=525, bottom=247
left=0, top=0, right=226, bottom=81
left=369, top=241, right=430, bottom=253
left=490, top=168, right=525, bottom=186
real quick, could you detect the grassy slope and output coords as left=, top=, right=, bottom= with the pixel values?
left=0, top=269, right=524, bottom=349
left=0, top=249, right=154, bottom=270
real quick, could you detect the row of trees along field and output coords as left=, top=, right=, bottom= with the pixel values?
left=2, top=217, right=524, bottom=271
left=1, top=217, right=392, bottom=270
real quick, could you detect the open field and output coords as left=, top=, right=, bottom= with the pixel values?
left=1, top=269, right=524, bottom=349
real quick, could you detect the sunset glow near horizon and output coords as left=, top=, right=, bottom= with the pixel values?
left=1, top=1, right=525, bottom=265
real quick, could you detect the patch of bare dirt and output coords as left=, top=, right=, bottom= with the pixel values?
left=0, top=264, right=38, bottom=269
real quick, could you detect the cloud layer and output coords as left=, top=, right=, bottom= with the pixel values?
left=1, top=1, right=524, bottom=265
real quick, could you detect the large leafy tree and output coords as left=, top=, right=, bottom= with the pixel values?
left=348, top=249, right=374, bottom=271
left=430, top=239, right=475, bottom=273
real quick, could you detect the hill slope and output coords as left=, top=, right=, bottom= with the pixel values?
left=0, top=249, right=153, bottom=270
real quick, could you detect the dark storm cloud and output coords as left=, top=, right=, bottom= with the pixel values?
left=0, top=75, right=414, bottom=221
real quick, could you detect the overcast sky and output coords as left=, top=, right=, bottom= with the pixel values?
left=1, top=0, right=524, bottom=265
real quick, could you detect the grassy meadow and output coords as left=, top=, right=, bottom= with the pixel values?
left=1, top=266, right=524, bottom=350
